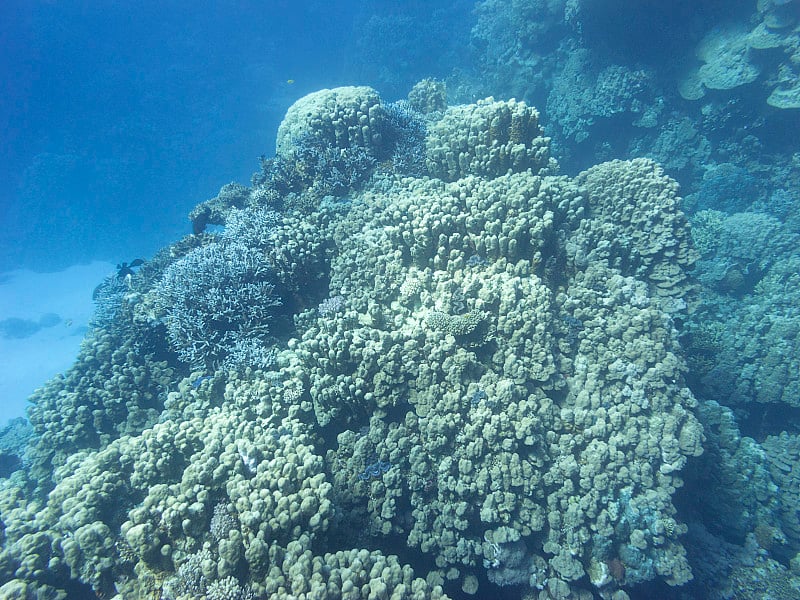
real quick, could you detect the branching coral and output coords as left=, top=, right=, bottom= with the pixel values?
left=152, top=241, right=282, bottom=370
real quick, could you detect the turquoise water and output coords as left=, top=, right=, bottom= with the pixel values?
left=1, top=2, right=798, bottom=599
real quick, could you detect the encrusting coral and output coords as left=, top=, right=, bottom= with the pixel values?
left=0, top=86, right=704, bottom=600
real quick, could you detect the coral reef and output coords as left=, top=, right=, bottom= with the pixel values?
left=763, top=433, right=800, bottom=552
left=572, top=158, right=699, bottom=315
left=466, top=0, right=800, bottom=217
left=407, top=78, right=448, bottom=115
left=292, top=90, right=702, bottom=596
left=150, top=240, right=283, bottom=370
left=25, top=329, right=173, bottom=485
left=0, top=86, right=706, bottom=599
left=679, top=2, right=800, bottom=109
left=546, top=47, right=659, bottom=146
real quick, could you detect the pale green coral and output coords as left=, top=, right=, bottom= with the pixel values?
left=299, top=131, right=701, bottom=595
left=425, top=310, right=488, bottom=340
left=0, top=87, right=705, bottom=599
left=689, top=209, right=727, bottom=258
left=407, top=78, right=448, bottom=114
left=26, top=329, right=173, bottom=481
left=276, top=86, right=390, bottom=159
left=425, top=97, right=554, bottom=181
left=571, top=158, right=699, bottom=315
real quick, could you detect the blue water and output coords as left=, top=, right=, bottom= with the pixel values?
left=1, top=1, right=356, bottom=271
left=1, top=1, right=799, bottom=599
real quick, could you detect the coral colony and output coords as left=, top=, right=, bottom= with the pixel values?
left=4, top=54, right=800, bottom=599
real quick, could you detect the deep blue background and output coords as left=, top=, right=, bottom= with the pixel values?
left=0, top=1, right=365, bottom=271
left=0, top=1, right=476, bottom=272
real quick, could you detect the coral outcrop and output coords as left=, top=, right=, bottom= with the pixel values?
left=425, top=97, right=554, bottom=181
left=0, top=87, right=703, bottom=600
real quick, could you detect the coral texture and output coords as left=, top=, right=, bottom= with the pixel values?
left=572, top=158, right=699, bottom=315
left=686, top=210, right=800, bottom=407
left=425, top=97, right=554, bottom=181
left=0, top=86, right=704, bottom=600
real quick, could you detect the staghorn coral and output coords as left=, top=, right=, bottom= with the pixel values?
left=270, top=133, right=379, bottom=199
left=221, top=206, right=281, bottom=249
left=254, top=86, right=435, bottom=207
left=206, top=576, right=253, bottom=600
left=384, top=100, right=429, bottom=177
left=209, top=502, right=238, bottom=542
left=189, top=182, right=252, bottom=235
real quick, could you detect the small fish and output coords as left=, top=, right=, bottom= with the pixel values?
left=64, top=318, right=73, bottom=327
left=286, top=79, right=295, bottom=85
left=116, top=258, right=145, bottom=279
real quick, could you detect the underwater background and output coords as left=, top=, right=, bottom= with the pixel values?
left=0, top=1, right=799, bottom=599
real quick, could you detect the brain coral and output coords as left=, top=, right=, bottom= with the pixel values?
left=0, top=87, right=703, bottom=600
